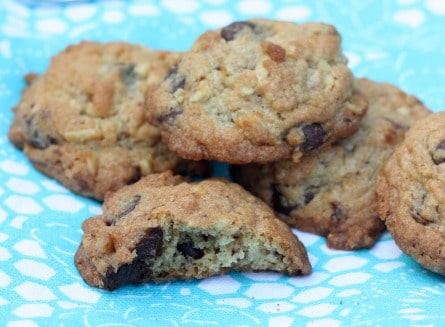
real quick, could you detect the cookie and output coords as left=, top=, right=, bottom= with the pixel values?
left=145, top=19, right=367, bottom=164
left=8, top=41, right=208, bottom=200
left=233, top=78, right=431, bottom=250
left=74, top=171, right=311, bottom=290
left=376, top=112, right=445, bottom=274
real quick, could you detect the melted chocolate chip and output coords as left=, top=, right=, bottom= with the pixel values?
left=103, top=258, right=150, bottom=291
left=411, top=210, right=429, bottom=225
left=101, top=227, right=163, bottom=290
left=25, top=113, right=58, bottom=149
left=221, top=21, right=255, bottom=41
left=106, top=195, right=141, bottom=225
left=330, top=203, right=344, bottom=224
left=126, top=167, right=142, bottom=186
left=432, top=140, right=445, bottom=165
left=157, top=108, right=182, bottom=123
left=135, top=227, right=163, bottom=257
left=271, top=184, right=296, bottom=215
left=165, top=65, right=186, bottom=92
left=177, top=241, right=204, bottom=259
left=303, top=186, right=318, bottom=205
left=301, top=123, right=327, bottom=152
left=29, top=131, right=58, bottom=149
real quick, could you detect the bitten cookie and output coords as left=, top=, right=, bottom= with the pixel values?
left=233, top=78, right=430, bottom=250
left=75, top=171, right=311, bottom=290
left=146, top=19, right=367, bottom=164
left=377, top=112, right=445, bottom=274
left=8, top=41, right=207, bottom=200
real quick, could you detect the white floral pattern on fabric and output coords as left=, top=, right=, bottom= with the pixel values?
left=0, top=0, right=444, bottom=325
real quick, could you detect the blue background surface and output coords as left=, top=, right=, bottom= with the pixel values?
left=1, top=1, right=445, bottom=326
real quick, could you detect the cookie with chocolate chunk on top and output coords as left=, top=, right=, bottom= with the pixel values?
left=233, top=78, right=430, bottom=250
left=8, top=41, right=208, bottom=200
left=74, top=171, right=311, bottom=290
left=145, top=19, right=367, bottom=164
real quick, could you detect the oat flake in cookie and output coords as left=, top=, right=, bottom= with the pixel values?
left=377, top=112, right=445, bottom=274
left=74, top=171, right=311, bottom=290
left=233, top=79, right=431, bottom=250
left=8, top=41, right=207, bottom=201
left=145, top=19, right=367, bottom=164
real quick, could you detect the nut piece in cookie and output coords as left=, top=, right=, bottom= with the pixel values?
left=377, top=111, right=445, bottom=274
left=233, top=78, right=431, bottom=250
left=146, top=19, right=367, bottom=164
left=74, top=171, right=311, bottom=290
left=8, top=41, right=208, bottom=200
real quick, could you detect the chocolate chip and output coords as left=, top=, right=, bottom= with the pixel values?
left=126, top=167, right=142, bottom=186
left=411, top=210, right=429, bottom=225
left=157, top=108, right=182, bottom=123
left=330, top=203, right=344, bottom=224
left=25, top=113, right=58, bottom=149
left=271, top=184, right=296, bottom=215
left=432, top=140, right=445, bottom=165
left=177, top=241, right=204, bottom=259
left=165, top=65, right=186, bottom=92
left=103, top=258, right=150, bottom=291
left=106, top=195, right=141, bottom=225
left=135, top=227, right=163, bottom=257
left=221, top=21, right=255, bottom=41
left=303, top=186, right=318, bottom=205
left=301, top=123, right=327, bottom=152
left=101, top=227, right=163, bottom=290
left=29, top=131, right=58, bottom=149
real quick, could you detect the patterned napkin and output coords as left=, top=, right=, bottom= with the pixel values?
left=1, top=1, right=444, bottom=326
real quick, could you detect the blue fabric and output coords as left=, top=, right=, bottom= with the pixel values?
left=1, top=1, right=444, bottom=326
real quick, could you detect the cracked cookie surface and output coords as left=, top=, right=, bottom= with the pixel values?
left=233, top=78, right=430, bottom=250
left=8, top=41, right=207, bottom=200
left=145, top=19, right=367, bottom=164
left=377, top=111, right=445, bottom=274
left=74, top=171, right=311, bottom=290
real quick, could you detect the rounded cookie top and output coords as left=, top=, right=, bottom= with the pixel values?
left=146, top=19, right=367, bottom=164
left=75, top=171, right=311, bottom=290
left=377, top=111, right=445, bottom=274
left=233, top=78, right=430, bottom=250
left=8, top=41, right=204, bottom=200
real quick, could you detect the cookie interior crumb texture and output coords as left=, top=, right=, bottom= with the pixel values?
left=75, top=172, right=311, bottom=290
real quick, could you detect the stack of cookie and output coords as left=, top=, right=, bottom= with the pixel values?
left=9, top=18, right=438, bottom=290
left=144, top=18, right=430, bottom=251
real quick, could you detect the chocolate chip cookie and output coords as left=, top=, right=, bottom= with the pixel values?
left=75, top=171, right=311, bottom=290
left=8, top=41, right=207, bottom=200
left=233, top=78, right=430, bottom=250
left=377, top=111, right=445, bottom=274
left=145, top=19, right=367, bottom=164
